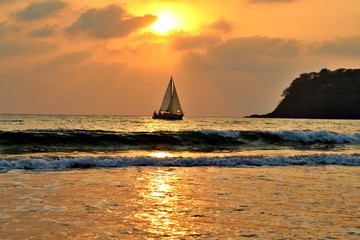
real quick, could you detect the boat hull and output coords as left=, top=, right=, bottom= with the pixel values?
left=152, top=113, right=184, bottom=120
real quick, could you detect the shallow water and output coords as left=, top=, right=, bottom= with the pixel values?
left=1, top=167, right=359, bottom=239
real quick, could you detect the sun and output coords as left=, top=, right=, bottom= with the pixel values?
left=150, top=13, right=178, bottom=34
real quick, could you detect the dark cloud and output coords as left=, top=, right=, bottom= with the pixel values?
left=15, top=0, right=67, bottom=21
left=316, top=35, right=360, bottom=57
left=209, top=18, right=233, bottom=33
left=66, top=5, right=157, bottom=39
left=29, top=26, right=55, bottom=38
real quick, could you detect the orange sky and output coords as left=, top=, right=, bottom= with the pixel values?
left=0, top=0, right=359, bottom=116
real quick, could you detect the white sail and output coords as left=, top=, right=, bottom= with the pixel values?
left=159, top=78, right=173, bottom=112
left=153, top=76, right=184, bottom=120
left=167, top=84, right=183, bottom=114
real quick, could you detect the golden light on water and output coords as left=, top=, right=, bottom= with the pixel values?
left=149, top=151, right=173, bottom=158
left=135, top=169, right=190, bottom=237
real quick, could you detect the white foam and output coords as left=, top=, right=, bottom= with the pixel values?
left=263, top=130, right=360, bottom=143
left=0, top=154, right=359, bottom=170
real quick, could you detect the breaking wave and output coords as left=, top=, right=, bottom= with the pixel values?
left=0, top=154, right=359, bottom=171
left=263, top=130, right=360, bottom=143
left=0, top=129, right=359, bottom=154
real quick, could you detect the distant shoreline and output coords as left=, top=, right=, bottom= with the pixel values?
left=245, top=114, right=360, bottom=120
left=248, top=68, right=360, bottom=120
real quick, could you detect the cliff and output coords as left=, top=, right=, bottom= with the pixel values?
left=250, top=68, right=360, bottom=119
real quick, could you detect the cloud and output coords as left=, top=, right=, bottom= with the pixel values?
left=177, top=36, right=305, bottom=115
left=183, top=36, right=301, bottom=73
left=209, top=18, right=233, bottom=33
left=29, top=26, right=55, bottom=38
left=172, top=34, right=220, bottom=51
left=0, top=0, right=17, bottom=4
left=0, top=22, right=19, bottom=38
left=15, top=0, right=67, bottom=21
left=0, top=39, right=54, bottom=56
left=46, top=51, right=91, bottom=65
left=66, top=5, right=157, bottom=39
left=35, top=51, right=92, bottom=73
left=316, top=35, right=360, bottom=57
left=0, top=53, right=159, bottom=115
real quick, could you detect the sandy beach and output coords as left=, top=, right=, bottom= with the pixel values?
left=1, top=166, right=359, bottom=239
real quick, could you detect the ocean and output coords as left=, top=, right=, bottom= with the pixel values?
left=1, top=115, right=359, bottom=239
left=1, top=115, right=359, bottom=169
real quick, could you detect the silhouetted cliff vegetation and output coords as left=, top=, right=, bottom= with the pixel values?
left=250, top=68, right=360, bottom=119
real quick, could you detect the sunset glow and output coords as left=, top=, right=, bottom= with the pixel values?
left=0, top=0, right=359, bottom=116
left=150, top=13, right=178, bottom=34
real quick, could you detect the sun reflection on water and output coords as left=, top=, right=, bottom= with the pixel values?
left=135, top=169, right=191, bottom=238
left=149, top=151, right=173, bottom=158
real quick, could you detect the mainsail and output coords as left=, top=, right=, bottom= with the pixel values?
left=159, top=79, right=172, bottom=112
left=167, top=84, right=183, bottom=114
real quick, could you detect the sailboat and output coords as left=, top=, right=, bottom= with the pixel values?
left=153, top=76, right=184, bottom=120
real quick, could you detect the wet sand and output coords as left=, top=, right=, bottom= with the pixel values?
left=1, top=166, right=359, bottom=239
